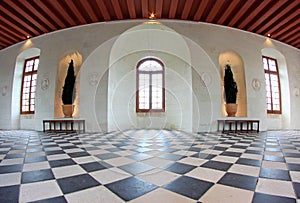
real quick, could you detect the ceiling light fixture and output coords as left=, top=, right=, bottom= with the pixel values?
left=267, top=33, right=271, bottom=37
left=149, top=13, right=155, bottom=19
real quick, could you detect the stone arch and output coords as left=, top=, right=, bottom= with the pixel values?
left=12, top=48, right=41, bottom=129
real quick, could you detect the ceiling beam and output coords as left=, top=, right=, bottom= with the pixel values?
left=111, top=0, right=123, bottom=19
left=34, top=0, right=66, bottom=29
left=237, top=0, right=271, bottom=29
left=193, top=0, right=210, bottom=21
left=0, top=24, right=23, bottom=42
left=79, top=0, right=99, bottom=22
left=181, top=0, right=194, bottom=20
left=271, top=17, right=299, bottom=39
left=247, top=0, right=287, bottom=31
left=155, top=0, right=163, bottom=18
left=217, top=0, right=240, bottom=25
left=228, top=0, right=253, bottom=27
left=206, top=0, right=226, bottom=23
left=96, top=0, right=111, bottom=20
left=141, top=0, right=149, bottom=18
left=48, top=0, right=77, bottom=26
left=2, top=1, right=42, bottom=35
left=266, top=12, right=299, bottom=36
left=278, top=27, right=300, bottom=43
left=63, top=0, right=87, bottom=24
left=168, top=0, right=178, bottom=19
left=0, top=11, right=30, bottom=38
left=256, top=1, right=300, bottom=34
left=126, top=0, right=136, bottom=18
left=18, top=0, right=56, bottom=31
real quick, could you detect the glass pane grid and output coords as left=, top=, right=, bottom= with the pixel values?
left=21, top=57, right=39, bottom=113
left=263, top=56, right=281, bottom=113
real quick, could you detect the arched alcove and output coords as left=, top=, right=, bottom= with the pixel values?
left=219, top=51, right=247, bottom=117
left=108, top=21, right=193, bottom=132
left=54, top=52, right=82, bottom=118
left=12, top=48, right=41, bottom=129
left=261, top=48, right=290, bottom=129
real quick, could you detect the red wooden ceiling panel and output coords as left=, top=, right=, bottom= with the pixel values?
left=0, top=0, right=299, bottom=50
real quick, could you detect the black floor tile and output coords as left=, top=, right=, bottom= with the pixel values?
left=80, top=162, right=107, bottom=172
left=0, top=164, right=23, bottom=174
left=252, top=192, right=296, bottom=203
left=24, top=156, right=47, bottom=163
left=263, top=155, right=285, bottom=162
left=201, top=160, right=232, bottom=171
left=287, top=163, right=300, bottom=171
left=293, top=182, right=300, bottom=198
left=22, top=169, right=55, bottom=183
left=49, top=159, right=77, bottom=168
left=284, top=153, right=300, bottom=158
left=5, top=153, right=25, bottom=159
left=220, top=151, right=242, bottom=157
left=57, top=174, right=100, bottom=194
left=218, top=172, right=258, bottom=191
left=45, top=150, right=65, bottom=156
left=30, top=196, right=67, bottom=203
left=163, top=176, right=213, bottom=200
left=120, top=162, right=155, bottom=175
left=260, top=168, right=291, bottom=181
left=95, top=153, right=120, bottom=160
left=245, top=150, right=263, bottom=155
left=105, top=177, right=157, bottom=201
left=67, top=152, right=90, bottom=158
left=0, top=185, right=19, bottom=203
left=164, top=162, right=196, bottom=174
left=236, top=158, right=261, bottom=167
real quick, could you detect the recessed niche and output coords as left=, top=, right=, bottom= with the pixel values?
left=219, top=51, right=247, bottom=117
left=54, top=52, right=82, bottom=118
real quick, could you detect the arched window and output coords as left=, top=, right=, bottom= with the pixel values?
left=136, top=58, right=165, bottom=112
left=263, top=56, right=281, bottom=114
left=21, top=56, right=39, bottom=114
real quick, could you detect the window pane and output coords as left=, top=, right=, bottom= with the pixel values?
left=137, top=59, right=164, bottom=111
left=263, top=56, right=281, bottom=113
left=21, top=57, right=39, bottom=113
left=34, top=59, right=39, bottom=71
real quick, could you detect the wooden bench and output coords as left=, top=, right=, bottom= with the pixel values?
left=217, top=118, right=259, bottom=133
left=43, top=119, right=85, bottom=133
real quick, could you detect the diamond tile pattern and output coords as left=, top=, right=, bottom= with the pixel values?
left=0, top=130, right=299, bottom=202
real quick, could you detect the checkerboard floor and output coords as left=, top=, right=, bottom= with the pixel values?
left=0, top=129, right=299, bottom=203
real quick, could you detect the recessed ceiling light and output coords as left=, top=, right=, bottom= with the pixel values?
left=267, top=33, right=271, bottom=37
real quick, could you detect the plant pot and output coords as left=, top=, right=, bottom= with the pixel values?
left=62, top=104, right=74, bottom=118
left=225, top=103, right=238, bottom=117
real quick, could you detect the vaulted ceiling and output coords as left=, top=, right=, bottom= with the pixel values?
left=1, top=0, right=299, bottom=50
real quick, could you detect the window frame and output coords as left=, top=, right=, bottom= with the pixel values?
left=262, top=56, right=282, bottom=114
left=136, top=58, right=165, bottom=113
left=20, top=56, right=39, bottom=114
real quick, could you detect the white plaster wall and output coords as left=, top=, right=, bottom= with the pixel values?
left=0, top=20, right=299, bottom=132
left=108, top=22, right=193, bottom=132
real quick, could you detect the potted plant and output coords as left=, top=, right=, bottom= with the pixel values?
left=224, top=64, right=238, bottom=116
left=62, top=59, right=76, bottom=117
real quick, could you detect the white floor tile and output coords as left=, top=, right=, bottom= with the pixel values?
left=200, top=184, right=254, bottom=203
left=65, top=185, right=124, bottom=203
left=19, top=180, right=63, bottom=203
left=256, top=178, right=296, bottom=198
